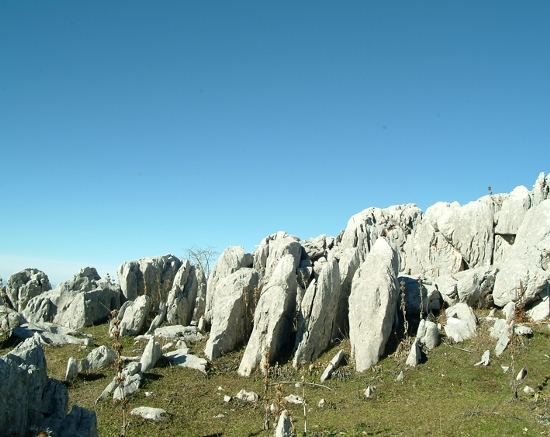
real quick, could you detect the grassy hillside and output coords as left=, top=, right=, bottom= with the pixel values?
left=2, top=314, right=550, bottom=437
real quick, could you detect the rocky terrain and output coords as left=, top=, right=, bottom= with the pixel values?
left=1, top=172, right=549, bottom=437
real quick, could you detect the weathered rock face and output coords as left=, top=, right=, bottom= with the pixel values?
left=495, top=186, right=531, bottom=235
left=0, top=305, right=26, bottom=331
left=433, top=266, right=498, bottom=308
left=5, top=268, right=52, bottom=312
left=204, top=246, right=253, bottom=326
left=23, top=268, right=121, bottom=330
left=166, top=260, right=200, bottom=326
left=191, top=264, right=208, bottom=323
left=111, top=295, right=152, bottom=336
left=293, top=257, right=341, bottom=367
left=349, top=237, right=399, bottom=372
left=425, top=199, right=495, bottom=270
left=204, top=268, right=259, bottom=360
left=0, top=335, right=97, bottom=437
left=492, top=199, right=550, bottom=307
left=397, top=276, right=441, bottom=316
left=238, top=254, right=298, bottom=376
left=253, top=232, right=303, bottom=285
left=532, top=172, right=550, bottom=206
left=117, top=254, right=182, bottom=311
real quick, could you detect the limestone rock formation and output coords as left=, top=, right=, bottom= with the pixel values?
left=238, top=254, right=298, bottom=376
left=204, top=246, right=253, bottom=325
left=117, top=254, right=182, bottom=311
left=492, top=199, right=550, bottom=307
left=293, top=257, right=341, bottom=367
left=23, top=267, right=121, bottom=330
left=166, top=259, right=200, bottom=326
left=204, top=267, right=259, bottom=360
left=349, top=237, right=399, bottom=372
left=5, top=268, right=51, bottom=312
left=111, top=295, right=151, bottom=336
left=433, top=266, right=498, bottom=308
left=0, top=335, right=97, bottom=436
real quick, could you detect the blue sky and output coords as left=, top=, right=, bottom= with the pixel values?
left=1, top=1, right=549, bottom=285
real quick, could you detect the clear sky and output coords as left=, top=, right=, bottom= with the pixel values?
left=1, top=1, right=549, bottom=286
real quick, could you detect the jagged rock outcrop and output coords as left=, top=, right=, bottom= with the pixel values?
left=492, top=199, right=550, bottom=307
left=293, top=257, right=341, bottom=367
left=204, top=246, right=253, bottom=326
left=117, top=254, right=182, bottom=311
left=204, top=268, right=259, bottom=360
left=165, top=259, right=200, bottom=326
left=253, top=232, right=303, bottom=286
left=238, top=254, right=298, bottom=376
left=5, top=268, right=51, bottom=312
left=494, top=186, right=531, bottom=235
left=0, top=305, right=26, bottom=331
left=111, top=295, right=151, bottom=336
left=140, top=337, right=162, bottom=372
left=433, top=266, right=498, bottom=308
left=349, top=237, right=399, bottom=372
left=532, top=172, right=550, bottom=206
left=22, top=267, right=121, bottom=330
left=0, top=335, right=97, bottom=436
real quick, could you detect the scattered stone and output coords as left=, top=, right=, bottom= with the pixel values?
left=214, top=413, right=225, bottom=419
left=396, top=370, right=404, bottom=382
left=320, top=349, right=346, bottom=382
left=406, top=339, right=422, bottom=367
left=284, top=394, right=304, bottom=405
left=364, top=386, right=376, bottom=398
left=514, top=325, right=533, bottom=336
left=274, top=410, right=293, bottom=437
left=140, top=337, right=162, bottom=372
left=444, top=303, right=477, bottom=342
left=417, top=319, right=439, bottom=350
left=502, top=365, right=510, bottom=373
left=164, top=349, right=208, bottom=373
left=223, top=395, right=231, bottom=403
left=65, top=357, right=79, bottom=380
left=474, top=350, right=490, bottom=366
left=524, top=386, right=535, bottom=394
left=235, top=389, right=259, bottom=402
left=503, top=302, right=515, bottom=322
left=318, top=399, right=326, bottom=409
left=130, top=407, right=167, bottom=421
left=154, top=325, right=203, bottom=343
left=516, top=367, right=527, bottom=381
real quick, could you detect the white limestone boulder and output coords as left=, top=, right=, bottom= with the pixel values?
left=166, top=260, right=200, bottom=326
left=492, top=200, right=550, bottom=307
left=5, top=268, right=51, bottom=312
left=204, top=268, right=259, bottom=360
left=433, top=266, right=498, bottom=308
left=111, top=295, right=151, bottom=336
left=417, top=319, right=439, bottom=350
left=444, top=303, right=477, bottom=342
left=253, top=232, right=302, bottom=287
left=117, top=254, right=182, bottom=311
left=204, top=246, right=253, bottom=325
left=23, top=267, right=121, bottom=330
left=238, top=254, right=298, bottom=376
left=0, top=335, right=98, bottom=436
left=293, top=257, right=341, bottom=367
left=140, top=337, right=162, bottom=372
left=349, top=237, right=399, bottom=372
left=494, top=186, right=531, bottom=235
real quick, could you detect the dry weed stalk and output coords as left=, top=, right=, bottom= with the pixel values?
left=262, top=346, right=271, bottom=434
left=418, top=277, right=425, bottom=320
left=400, top=280, right=409, bottom=338
left=110, top=310, right=128, bottom=436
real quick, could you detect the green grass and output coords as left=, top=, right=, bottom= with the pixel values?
left=3, top=316, right=550, bottom=437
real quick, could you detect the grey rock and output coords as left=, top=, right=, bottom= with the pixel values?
left=503, top=301, right=516, bottom=321
left=495, top=186, right=531, bottom=235
left=0, top=335, right=97, bottom=437
left=130, top=406, right=167, bottom=421
left=23, top=268, right=121, bottom=330
left=514, top=325, right=533, bottom=336
left=164, top=349, right=208, bottom=373
left=0, top=305, right=26, bottom=331
left=204, top=268, right=259, bottom=360
left=191, top=265, right=208, bottom=323
left=490, top=319, right=512, bottom=356
left=493, top=234, right=514, bottom=264
left=405, top=339, right=422, bottom=367
left=364, top=386, right=376, bottom=398
left=474, top=350, right=491, bottom=366
left=517, top=367, right=527, bottom=381
left=111, top=295, right=151, bottom=336
left=117, top=254, right=182, bottom=311
left=349, top=237, right=399, bottom=372
left=253, top=232, right=302, bottom=286
left=140, top=337, right=162, bottom=372
left=97, top=362, right=144, bottom=402
left=396, top=370, right=405, bottom=381
left=444, top=303, right=477, bottom=342
left=275, top=410, right=293, bottom=437
left=146, top=301, right=167, bottom=335
left=166, top=260, right=200, bottom=326
left=492, top=200, right=550, bottom=307
left=397, top=276, right=441, bottom=315
left=320, top=349, right=346, bottom=382
left=235, top=389, right=259, bottom=402
left=417, top=319, right=439, bottom=350
left=65, top=357, right=79, bottom=380
left=433, top=266, right=498, bottom=308
left=11, top=323, right=93, bottom=347
left=532, top=172, right=550, bottom=206
left=205, top=246, right=253, bottom=325
left=59, top=405, right=98, bottom=437
left=5, top=268, right=51, bottom=312
left=238, top=254, right=298, bottom=376
left=526, top=289, right=550, bottom=321
left=293, top=257, right=341, bottom=367
left=154, top=325, right=204, bottom=343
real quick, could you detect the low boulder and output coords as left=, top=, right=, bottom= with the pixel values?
left=444, top=303, right=477, bottom=342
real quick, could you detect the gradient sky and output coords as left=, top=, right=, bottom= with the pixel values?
left=1, top=1, right=549, bottom=285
